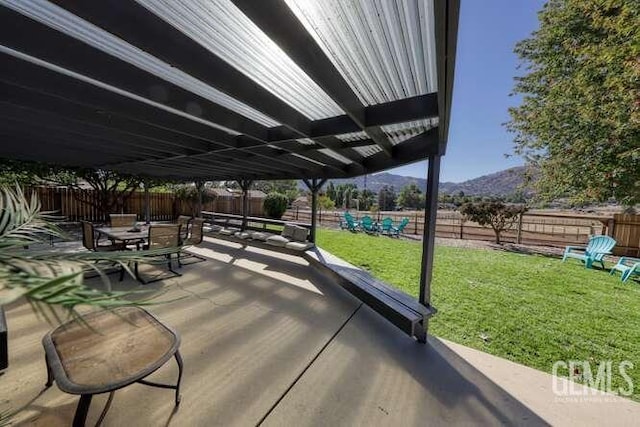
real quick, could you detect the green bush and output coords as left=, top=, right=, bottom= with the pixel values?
left=263, top=192, right=288, bottom=219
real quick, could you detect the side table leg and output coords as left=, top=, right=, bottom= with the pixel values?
left=174, top=351, right=184, bottom=406
left=45, top=354, right=54, bottom=387
left=73, top=394, right=93, bottom=427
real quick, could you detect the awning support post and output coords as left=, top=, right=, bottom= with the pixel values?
left=303, top=178, right=326, bottom=243
left=238, top=179, right=253, bottom=231
left=418, top=154, right=441, bottom=343
left=195, top=180, right=204, bottom=218
left=144, top=182, right=150, bottom=225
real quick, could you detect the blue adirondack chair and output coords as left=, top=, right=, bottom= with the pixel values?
left=380, top=217, right=393, bottom=235
left=390, top=217, right=410, bottom=238
left=343, top=212, right=359, bottom=232
left=610, top=257, right=640, bottom=282
left=360, top=215, right=378, bottom=234
left=562, top=235, right=616, bottom=269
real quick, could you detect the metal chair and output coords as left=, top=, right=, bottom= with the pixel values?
left=176, top=215, right=192, bottom=243
left=110, top=214, right=138, bottom=228
left=80, top=221, right=127, bottom=282
left=135, top=224, right=182, bottom=284
left=178, top=218, right=207, bottom=266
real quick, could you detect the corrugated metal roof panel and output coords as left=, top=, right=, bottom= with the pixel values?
left=354, top=145, right=383, bottom=157
left=137, top=0, right=345, bottom=120
left=286, top=0, right=437, bottom=105
left=318, top=148, right=353, bottom=164
left=5, top=0, right=281, bottom=127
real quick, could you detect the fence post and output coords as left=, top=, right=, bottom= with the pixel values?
left=459, top=218, right=464, bottom=239
left=606, top=218, right=615, bottom=237
left=414, top=212, right=419, bottom=235
left=296, top=206, right=299, bottom=221
left=516, top=213, right=524, bottom=244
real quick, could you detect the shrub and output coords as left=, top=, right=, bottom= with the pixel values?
left=460, top=201, right=526, bottom=244
left=263, top=192, right=288, bottom=219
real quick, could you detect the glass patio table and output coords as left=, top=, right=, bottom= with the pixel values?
left=95, top=225, right=149, bottom=248
left=42, top=307, right=183, bottom=427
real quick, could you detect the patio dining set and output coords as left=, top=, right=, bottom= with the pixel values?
left=82, top=214, right=206, bottom=284
left=340, top=211, right=410, bottom=237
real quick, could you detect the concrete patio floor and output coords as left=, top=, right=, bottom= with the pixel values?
left=2, top=236, right=639, bottom=426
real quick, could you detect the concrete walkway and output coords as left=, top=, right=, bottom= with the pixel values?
left=2, top=237, right=639, bottom=426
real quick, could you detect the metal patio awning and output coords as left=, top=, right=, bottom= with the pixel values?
left=0, top=0, right=459, bottom=181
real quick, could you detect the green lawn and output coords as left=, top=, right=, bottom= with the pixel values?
left=317, top=229, right=640, bottom=401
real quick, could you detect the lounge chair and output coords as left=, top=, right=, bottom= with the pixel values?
left=610, top=257, right=640, bottom=282
left=562, top=235, right=616, bottom=269
left=390, top=217, right=410, bottom=237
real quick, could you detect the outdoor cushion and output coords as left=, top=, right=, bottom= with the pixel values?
left=282, top=224, right=296, bottom=238
left=292, top=227, right=309, bottom=242
left=250, top=231, right=273, bottom=241
left=219, top=228, right=239, bottom=236
left=285, top=241, right=314, bottom=251
left=266, top=235, right=290, bottom=247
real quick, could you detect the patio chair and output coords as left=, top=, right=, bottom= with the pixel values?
left=390, top=217, right=410, bottom=237
left=360, top=216, right=378, bottom=234
left=81, top=221, right=126, bottom=252
left=343, top=212, right=359, bottom=232
left=380, top=217, right=393, bottom=235
left=110, top=213, right=137, bottom=228
left=176, top=215, right=192, bottom=243
left=610, top=257, right=640, bottom=282
left=81, top=221, right=127, bottom=282
left=562, top=235, right=616, bottom=269
left=135, top=224, right=182, bottom=284
left=178, top=218, right=207, bottom=266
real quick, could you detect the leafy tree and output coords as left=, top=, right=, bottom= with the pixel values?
left=317, top=194, right=336, bottom=210
left=507, top=0, right=640, bottom=205
left=460, top=201, right=526, bottom=244
left=397, top=183, right=425, bottom=210
left=358, top=189, right=376, bottom=211
left=263, top=192, right=288, bottom=218
left=173, top=183, right=216, bottom=217
left=253, top=180, right=299, bottom=204
left=378, top=186, right=397, bottom=211
left=325, top=181, right=336, bottom=203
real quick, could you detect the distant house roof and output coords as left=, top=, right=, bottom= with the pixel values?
left=210, top=188, right=266, bottom=198
left=292, top=196, right=309, bottom=208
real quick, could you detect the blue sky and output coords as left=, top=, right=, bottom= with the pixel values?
left=387, top=0, right=546, bottom=183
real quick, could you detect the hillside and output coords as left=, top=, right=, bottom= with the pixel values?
left=309, top=166, right=531, bottom=197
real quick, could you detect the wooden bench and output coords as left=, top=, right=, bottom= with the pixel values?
left=305, top=248, right=435, bottom=342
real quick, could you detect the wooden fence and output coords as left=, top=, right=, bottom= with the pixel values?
left=612, top=214, right=640, bottom=257
left=283, top=208, right=640, bottom=255
left=28, top=187, right=264, bottom=222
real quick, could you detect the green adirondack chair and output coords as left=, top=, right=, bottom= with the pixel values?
left=360, top=215, right=378, bottom=234
left=562, top=235, right=616, bottom=269
left=343, top=212, right=359, bottom=232
left=390, top=217, right=410, bottom=238
left=610, top=257, right=640, bottom=282
left=380, top=217, right=393, bottom=235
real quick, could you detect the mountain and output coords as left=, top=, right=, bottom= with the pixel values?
left=302, top=166, right=531, bottom=197
left=439, top=166, right=531, bottom=196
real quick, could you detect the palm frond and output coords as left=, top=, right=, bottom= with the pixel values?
left=0, top=184, right=177, bottom=323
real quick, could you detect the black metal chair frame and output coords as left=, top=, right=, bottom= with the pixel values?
left=134, top=224, right=182, bottom=284
left=178, top=218, right=207, bottom=267
left=42, top=308, right=183, bottom=427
